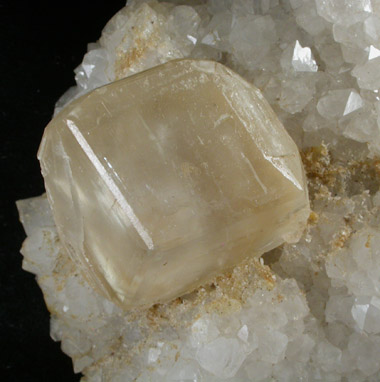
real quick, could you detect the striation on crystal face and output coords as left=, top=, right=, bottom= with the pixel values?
left=38, top=59, right=309, bottom=309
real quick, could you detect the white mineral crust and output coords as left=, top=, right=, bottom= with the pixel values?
left=17, top=0, right=380, bottom=380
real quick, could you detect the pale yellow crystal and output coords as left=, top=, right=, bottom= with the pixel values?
left=38, top=59, right=310, bottom=309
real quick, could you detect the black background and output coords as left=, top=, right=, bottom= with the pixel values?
left=1, top=1, right=126, bottom=381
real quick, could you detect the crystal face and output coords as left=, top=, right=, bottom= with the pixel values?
left=38, top=59, right=309, bottom=308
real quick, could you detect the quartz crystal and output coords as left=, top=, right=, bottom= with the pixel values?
left=38, top=59, right=309, bottom=308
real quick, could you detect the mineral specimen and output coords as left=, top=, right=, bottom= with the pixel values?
left=38, top=59, right=309, bottom=308
left=17, top=0, right=380, bottom=380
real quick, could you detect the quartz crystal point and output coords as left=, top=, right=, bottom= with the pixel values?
left=38, top=59, right=310, bottom=309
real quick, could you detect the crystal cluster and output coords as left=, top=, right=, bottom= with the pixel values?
left=17, top=0, right=380, bottom=380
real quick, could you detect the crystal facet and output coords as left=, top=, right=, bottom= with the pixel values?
left=38, top=59, right=309, bottom=308
left=292, top=40, right=318, bottom=72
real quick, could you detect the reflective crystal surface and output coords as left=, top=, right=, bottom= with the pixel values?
left=38, top=59, right=309, bottom=308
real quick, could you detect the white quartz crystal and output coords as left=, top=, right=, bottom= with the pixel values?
left=17, top=0, right=380, bottom=380
left=317, top=89, right=364, bottom=119
left=285, top=40, right=318, bottom=72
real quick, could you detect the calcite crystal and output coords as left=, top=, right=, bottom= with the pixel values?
left=38, top=59, right=309, bottom=308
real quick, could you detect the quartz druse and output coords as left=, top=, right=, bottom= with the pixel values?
left=38, top=59, right=309, bottom=308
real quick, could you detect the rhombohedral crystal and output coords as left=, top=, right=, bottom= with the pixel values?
left=38, top=59, right=309, bottom=309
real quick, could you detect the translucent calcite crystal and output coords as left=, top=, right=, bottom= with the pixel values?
left=38, top=59, right=309, bottom=308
